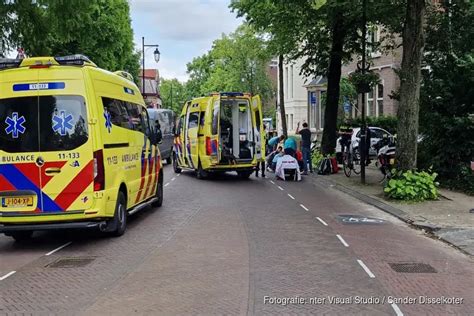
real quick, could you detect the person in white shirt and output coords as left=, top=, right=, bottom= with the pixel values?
left=275, top=154, right=302, bottom=181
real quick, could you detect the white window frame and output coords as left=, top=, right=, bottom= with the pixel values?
left=375, top=82, right=384, bottom=117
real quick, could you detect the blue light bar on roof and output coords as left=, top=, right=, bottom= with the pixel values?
left=54, top=54, right=93, bottom=66
left=219, top=92, right=244, bottom=97
left=0, top=58, right=22, bottom=71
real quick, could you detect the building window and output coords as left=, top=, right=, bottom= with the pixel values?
left=376, top=84, right=384, bottom=116
left=367, top=25, right=381, bottom=57
left=285, top=67, right=289, bottom=98
left=289, top=114, right=294, bottom=131
left=367, top=89, right=374, bottom=117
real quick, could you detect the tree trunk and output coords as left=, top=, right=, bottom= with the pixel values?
left=320, top=10, right=345, bottom=155
left=278, top=54, right=288, bottom=137
left=396, top=0, right=426, bottom=171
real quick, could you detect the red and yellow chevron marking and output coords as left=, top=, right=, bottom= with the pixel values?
left=143, top=146, right=155, bottom=199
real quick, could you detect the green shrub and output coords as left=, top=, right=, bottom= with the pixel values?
left=384, top=170, right=439, bottom=202
left=312, top=151, right=324, bottom=168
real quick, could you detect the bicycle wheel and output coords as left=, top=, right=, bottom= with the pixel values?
left=343, top=152, right=352, bottom=177
left=352, top=148, right=361, bottom=175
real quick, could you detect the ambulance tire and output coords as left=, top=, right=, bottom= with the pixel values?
left=238, top=171, right=253, bottom=179
left=173, top=152, right=182, bottom=173
left=110, top=191, right=127, bottom=237
left=152, top=172, right=163, bottom=208
left=8, top=231, right=33, bottom=242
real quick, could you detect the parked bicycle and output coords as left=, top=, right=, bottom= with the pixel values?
left=340, top=137, right=361, bottom=177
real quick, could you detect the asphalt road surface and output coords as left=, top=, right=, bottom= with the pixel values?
left=1, top=164, right=473, bottom=315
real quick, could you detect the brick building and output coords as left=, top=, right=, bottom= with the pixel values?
left=139, top=69, right=162, bottom=108
left=341, top=26, right=402, bottom=119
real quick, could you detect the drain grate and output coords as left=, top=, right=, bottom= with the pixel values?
left=47, top=257, right=95, bottom=268
left=389, top=262, right=437, bottom=273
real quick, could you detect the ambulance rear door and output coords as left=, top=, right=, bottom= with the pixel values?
left=36, top=71, right=94, bottom=213
left=251, top=95, right=264, bottom=161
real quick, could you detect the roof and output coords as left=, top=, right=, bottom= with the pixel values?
left=140, top=69, right=159, bottom=79
left=306, top=76, right=327, bottom=87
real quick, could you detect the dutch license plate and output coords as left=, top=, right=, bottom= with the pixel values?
left=1, top=196, right=34, bottom=208
left=389, top=158, right=395, bottom=165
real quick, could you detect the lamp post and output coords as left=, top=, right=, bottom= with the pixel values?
left=141, top=36, right=160, bottom=95
left=359, top=0, right=368, bottom=184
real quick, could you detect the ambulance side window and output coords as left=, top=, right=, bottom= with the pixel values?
left=140, top=107, right=151, bottom=138
left=255, top=110, right=261, bottom=132
left=124, top=102, right=144, bottom=132
left=200, top=111, right=206, bottom=127
left=188, top=112, right=199, bottom=129
left=102, top=97, right=129, bottom=129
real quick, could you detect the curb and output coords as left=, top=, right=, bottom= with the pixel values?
left=308, top=174, right=473, bottom=257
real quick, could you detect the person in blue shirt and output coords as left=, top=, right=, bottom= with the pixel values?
left=270, top=146, right=284, bottom=171
left=268, top=135, right=285, bottom=152
left=284, top=137, right=297, bottom=157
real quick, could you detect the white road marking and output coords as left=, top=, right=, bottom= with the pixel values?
left=171, top=177, right=176, bottom=181
left=45, top=241, right=72, bottom=256
left=0, top=271, right=16, bottom=281
left=277, top=186, right=284, bottom=191
left=176, top=174, right=180, bottom=177
left=316, top=217, right=328, bottom=226
left=300, top=204, right=309, bottom=211
left=287, top=194, right=295, bottom=200
left=391, top=303, right=404, bottom=316
left=270, top=180, right=275, bottom=184
left=336, top=234, right=349, bottom=247
left=164, top=183, right=170, bottom=187
left=357, top=259, right=375, bottom=278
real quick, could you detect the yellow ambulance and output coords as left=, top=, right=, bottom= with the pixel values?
left=0, top=55, right=163, bottom=240
left=173, top=92, right=265, bottom=179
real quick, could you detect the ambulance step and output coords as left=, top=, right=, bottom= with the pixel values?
left=0, top=221, right=106, bottom=233
left=128, top=198, right=158, bottom=216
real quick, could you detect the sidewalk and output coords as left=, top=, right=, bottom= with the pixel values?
left=308, top=165, right=474, bottom=256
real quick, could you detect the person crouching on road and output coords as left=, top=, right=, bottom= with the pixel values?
left=268, top=134, right=285, bottom=152
left=283, top=136, right=297, bottom=157
left=275, top=149, right=302, bottom=181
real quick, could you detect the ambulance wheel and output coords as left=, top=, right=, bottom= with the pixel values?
left=152, top=172, right=163, bottom=208
left=238, top=171, right=253, bottom=179
left=173, top=153, right=182, bottom=173
left=8, top=231, right=33, bottom=242
left=110, top=191, right=127, bottom=237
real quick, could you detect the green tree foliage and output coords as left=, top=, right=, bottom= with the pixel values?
left=185, top=25, right=274, bottom=110
left=1, top=0, right=139, bottom=79
left=159, top=78, right=190, bottom=114
left=230, top=0, right=403, bottom=154
left=418, top=1, right=474, bottom=195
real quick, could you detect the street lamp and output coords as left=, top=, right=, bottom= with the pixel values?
left=360, top=0, right=368, bottom=184
left=142, top=36, right=160, bottom=95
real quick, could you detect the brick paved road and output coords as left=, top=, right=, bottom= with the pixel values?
left=0, top=165, right=472, bottom=315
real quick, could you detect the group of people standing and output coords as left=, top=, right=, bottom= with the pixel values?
left=255, top=122, right=313, bottom=179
